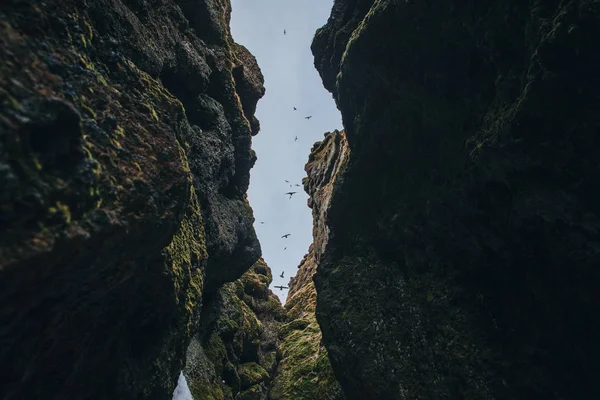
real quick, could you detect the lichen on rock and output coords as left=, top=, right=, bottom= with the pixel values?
left=0, top=0, right=264, bottom=398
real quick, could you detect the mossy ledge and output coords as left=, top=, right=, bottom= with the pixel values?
left=0, top=0, right=264, bottom=399
left=312, top=1, right=600, bottom=399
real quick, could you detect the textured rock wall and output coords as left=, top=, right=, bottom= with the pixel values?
left=183, top=258, right=285, bottom=400
left=270, top=131, right=348, bottom=400
left=0, top=0, right=264, bottom=399
left=312, top=1, right=600, bottom=399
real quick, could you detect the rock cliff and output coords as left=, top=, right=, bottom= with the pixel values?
left=312, top=1, right=600, bottom=399
left=0, top=0, right=264, bottom=399
left=270, top=131, right=348, bottom=400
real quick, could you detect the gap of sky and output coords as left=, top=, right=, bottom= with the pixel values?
left=230, top=0, right=342, bottom=302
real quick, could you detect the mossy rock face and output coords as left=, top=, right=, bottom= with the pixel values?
left=270, top=280, right=345, bottom=400
left=184, top=258, right=286, bottom=400
left=278, top=319, right=310, bottom=339
left=0, top=0, right=264, bottom=399
left=237, top=384, right=269, bottom=400
left=270, top=131, right=347, bottom=400
left=239, top=362, right=270, bottom=389
left=312, top=1, right=600, bottom=399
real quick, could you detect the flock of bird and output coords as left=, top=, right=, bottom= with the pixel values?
left=263, top=28, right=314, bottom=293
left=260, top=177, right=304, bottom=291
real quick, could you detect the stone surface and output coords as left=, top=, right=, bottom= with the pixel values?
left=0, top=1, right=263, bottom=399
left=183, top=258, right=285, bottom=400
left=312, top=1, right=600, bottom=399
left=270, top=130, right=348, bottom=400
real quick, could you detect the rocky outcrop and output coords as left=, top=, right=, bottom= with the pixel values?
left=270, top=131, right=347, bottom=400
left=0, top=1, right=263, bottom=399
left=312, top=1, right=600, bottom=399
left=184, top=258, right=285, bottom=400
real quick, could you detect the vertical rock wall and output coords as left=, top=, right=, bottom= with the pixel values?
left=270, top=131, right=348, bottom=400
left=312, top=1, right=600, bottom=399
left=0, top=0, right=264, bottom=398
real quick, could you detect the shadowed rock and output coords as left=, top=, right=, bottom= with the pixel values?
left=312, top=1, right=600, bottom=399
left=0, top=0, right=264, bottom=398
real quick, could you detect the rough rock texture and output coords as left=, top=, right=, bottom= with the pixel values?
left=312, top=1, right=600, bottom=399
left=183, top=258, right=285, bottom=400
left=0, top=1, right=264, bottom=399
left=270, top=131, right=347, bottom=400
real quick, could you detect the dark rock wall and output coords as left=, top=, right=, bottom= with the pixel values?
left=0, top=0, right=264, bottom=399
left=312, top=1, right=600, bottom=399
left=184, top=258, right=285, bottom=400
left=270, top=131, right=348, bottom=400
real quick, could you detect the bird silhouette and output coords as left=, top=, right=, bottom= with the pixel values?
left=284, top=180, right=289, bottom=183
left=274, top=285, right=289, bottom=291
left=280, top=271, right=285, bottom=278
left=284, top=29, right=286, bottom=35
left=260, top=221, right=265, bottom=224
left=295, top=136, right=298, bottom=142
left=284, top=247, right=287, bottom=250
left=295, top=184, right=300, bottom=187
left=281, top=234, right=291, bottom=238
left=285, top=192, right=297, bottom=199
left=305, top=116, right=312, bottom=119
left=293, top=107, right=297, bottom=111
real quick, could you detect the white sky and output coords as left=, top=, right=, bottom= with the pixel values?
left=230, top=0, right=342, bottom=302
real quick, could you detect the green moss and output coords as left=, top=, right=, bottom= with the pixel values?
left=32, top=156, right=42, bottom=171
left=96, top=73, right=108, bottom=87
left=81, top=103, right=96, bottom=119
left=124, top=59, right=184, bottom=112
left=147, top=103, right=159, bottom=122
left=238, top=362, right=269, bottom=389
left=190, top=382, right=226, bottom=400
left=271, top=280, right=344, bottom=399
left=132, top=162, right=142, bottom=173
left=185, top=259, right=284, bottom=399
left=278, top=319, right=310, bottom=339
left=83, top=19, right=93, bottom=42
left=48, top=201, right=71, bottom=224
left=115, top=125, right=125, bottom=137
left=237, top=384, right=266, bottom=400
left=203, top=334, right=227, bottom=374
left=168, top=188, right=206, bottom=315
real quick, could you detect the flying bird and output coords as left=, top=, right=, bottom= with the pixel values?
left=281, top=234, right=291, bottom=238
left=274, top=285, right=289, bottom=291
left=284, top=180, right=289, bottom=183
left=280, top=271, right=285, bottom=278
left=260, top=221, right=265, bottom=224
left=285, top=192, right=297, bottom=199
left=305, top=116, right=312, bottom=119
left=295, top=136, right=298, bottom=142
left=295, top=184, right=300, bottom=187
left=293, top=107, right=297, bottom=111
left=284, top=29, right=286, bottom=35
left=284, top=247, right=287, bottom=250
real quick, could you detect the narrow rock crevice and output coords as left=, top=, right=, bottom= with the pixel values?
left=3, top=1, right=599, bottom=400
